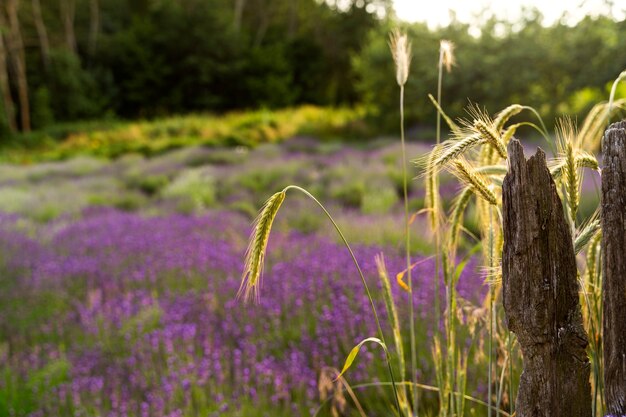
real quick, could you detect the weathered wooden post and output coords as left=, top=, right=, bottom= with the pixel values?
left=502, top=139, right=591, bottom=417
left=602, top=121, right=626, bottom=417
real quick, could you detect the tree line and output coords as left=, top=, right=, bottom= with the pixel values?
left=0, top=0, right=624, bottom=135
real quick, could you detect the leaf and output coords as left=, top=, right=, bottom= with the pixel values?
left=396, top=270, right=411, bottom=293
left=428, top=94, right=460, bottom=133
left=335, top=337, right=387, bottom=380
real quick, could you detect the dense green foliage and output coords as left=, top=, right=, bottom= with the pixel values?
left=3, top=0, right=387, bottom=131
left=1, top=1, right=625, bottom=135
left=356, top=14, right=626, bottom=129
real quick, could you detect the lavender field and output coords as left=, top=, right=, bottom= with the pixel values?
left=0, top=139, right=490, bottom=417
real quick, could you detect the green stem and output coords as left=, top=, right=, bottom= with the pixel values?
left=487, top=204, right=495, bottom=417
left=400, top=85, right=418, bottom=417
left=508, top=333, right=514, bottom=415
left=283, top=185, right=402, bottom=413
left=436, top=49, right=445, bottom=417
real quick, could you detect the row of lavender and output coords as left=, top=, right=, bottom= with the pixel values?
left=0, top=208, right=484, bottom=416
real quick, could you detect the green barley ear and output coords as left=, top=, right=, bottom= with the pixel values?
left=493, top=104, right=524, bottom=132
left=474, top=120, right=507, bottom=159
left=556, top=118, right=580, bottom=220
left=239, top=190, right=286, bottom=302
left=435, top=133, right=483, bottom=167
left=574, top=215, right=601, bottom=255
left=450, top=158, right=498, bottom=205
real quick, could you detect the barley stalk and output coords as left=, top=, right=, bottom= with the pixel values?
left=429, top=94, right=460, bottom=133
left=447, top=187, right=473, bottom=259
left=586, top=231, right=601, bottom=284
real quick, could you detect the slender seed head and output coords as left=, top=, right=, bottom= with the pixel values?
left=493, top=104, right=524, bottom=132
left=451, top=159, right=498, bottom=205
left=474, top=120, right=507, bottom=159
left=239, top=190, right=286, bottom=302
left=439, top=40, right=455, bottom=72
left=389, top=29, right=411, bottom=86
left=556, top=118, right=580, bottom=220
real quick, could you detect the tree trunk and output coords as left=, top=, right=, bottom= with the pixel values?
left=234, top=0, right=246, bottom=33
left=31, top=0, right=50, bottom=69
left=502, top=139, right=591, bottom=417
left=6, top=0, right=30, bottom=132
left=60, top=0, right=76, bottom=54
left=601, top=121, right=626, bottom=416
left=0, top=9, right=16, bottom=132
left=288, top=0, right=298, bottom=38
left=88, top=0, right=99, bottom=55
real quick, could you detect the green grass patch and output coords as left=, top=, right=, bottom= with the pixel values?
left=1, top=106, right=368, bottom=162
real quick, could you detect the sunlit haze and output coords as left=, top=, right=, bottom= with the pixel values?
left=393, top=0, right=626, bottom=28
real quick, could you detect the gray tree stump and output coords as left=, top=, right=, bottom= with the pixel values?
left=602, top=121, right=626, bottom=416
left=502, top=139, right=591, bottom=417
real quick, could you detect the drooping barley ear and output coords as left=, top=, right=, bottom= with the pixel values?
left=440, top=40, right=455, bottom=73
left=239, top=190, right=286, bottom=302
left=474, top=120, right=507, bottom=159
left=575, top=151, right=599, bottom=171
left=580, top=98, right=626, bottom=151
left=574, top=217, right=601, bottom=255
left=435, top=133, right=483, bottom=167
left=450, top=159, right=498, bottom=205
left=548, top=150, right=597, bottom=182
left=389, top=29, right=411, bottom=87
left=493, top=104, right=524, bottom=132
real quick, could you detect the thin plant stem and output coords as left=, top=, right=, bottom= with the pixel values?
left=400, top=85, right=419, bottom=417
left=435, top=44, right=445, bottom=417
left=508, top=333, right=514, bottom=415
left=282, top=185, right=403, bottom=413
left=487, top=204, right=494, bottom=417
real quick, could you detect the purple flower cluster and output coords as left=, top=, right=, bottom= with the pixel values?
left=0, top=208, right=485, bottom=416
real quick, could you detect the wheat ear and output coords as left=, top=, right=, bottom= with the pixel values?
left=450, top=159, right=498, bottom=205
left=493, top=104, right=523, bottom=131
left=474, top=120, right=507, bottom=159
left=239, top=190, right=286, bottom=302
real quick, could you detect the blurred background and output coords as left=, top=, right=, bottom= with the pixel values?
left=0, top=1, right=624, bottom=417
left=0, top=0, right=625, bottom=139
